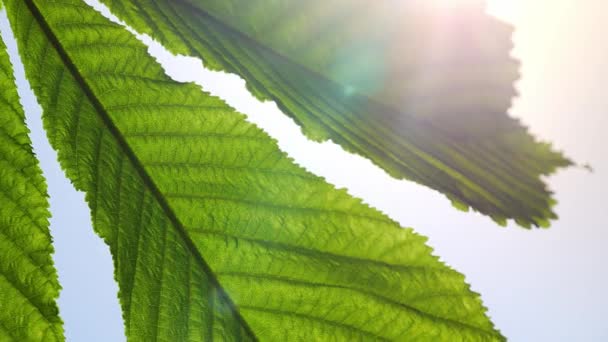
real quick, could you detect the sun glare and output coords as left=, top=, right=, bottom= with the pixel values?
left=431, top=0, right=482, bottom=8
left=486, top=0, right=517, bottom=22
left=431, top=0, right=516, bottom=21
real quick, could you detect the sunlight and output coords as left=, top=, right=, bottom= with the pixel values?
left=486, top=0, right=517, bottom=22
left=431, top=0, right=483, bottom=8
left=430, top=0, right=517, bottom=21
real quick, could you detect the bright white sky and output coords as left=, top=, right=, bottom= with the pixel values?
left=1, top=0, right=607, bottom=341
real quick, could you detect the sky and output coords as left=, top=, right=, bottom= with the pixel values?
left=1, top=0, right=607, bottom=341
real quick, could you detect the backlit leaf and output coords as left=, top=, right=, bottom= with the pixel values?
left=0, top=30, right=63, bottom=341
left=99, top=0, right=572, bottom=227
left=5, top=0, right=504, bottom=340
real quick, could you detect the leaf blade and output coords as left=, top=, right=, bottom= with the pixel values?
left=0, top=28, right=64, bottom=341
left=99, top=0, right=572, bottom=227
left=6, top=0, right=504, bottom=340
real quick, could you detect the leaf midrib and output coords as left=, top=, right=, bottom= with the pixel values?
left=21, top=0, right=258, bottom=339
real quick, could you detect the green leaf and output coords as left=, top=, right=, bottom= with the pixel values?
left=6, top=0, right=503, bottom=340
left=0, top=29, right=63, bottom=341
left=98, top=0, right=572, bottom=227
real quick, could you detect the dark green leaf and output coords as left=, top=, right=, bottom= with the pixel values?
left=99, top=0, right=572, bottom=227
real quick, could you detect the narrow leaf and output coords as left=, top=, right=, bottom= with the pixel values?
left=99, top=0, right=572, bottom=227
left=0, top=29, right=64, bottom=341
left=6, top=0, right=503, bottom=340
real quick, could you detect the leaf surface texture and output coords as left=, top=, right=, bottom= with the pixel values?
left=0, top=29, right=63, bottom=341
left=5, top=0, right=504, bottom=340
left=98, top=0, right=572, bottom=227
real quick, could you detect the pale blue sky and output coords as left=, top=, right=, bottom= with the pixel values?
left=1, top=0, right=607, bottom=341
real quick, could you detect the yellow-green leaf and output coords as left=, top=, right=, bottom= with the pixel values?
left=6, top=0, right=503, bottom=340
left=0, top=30, right=63, bottom=341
